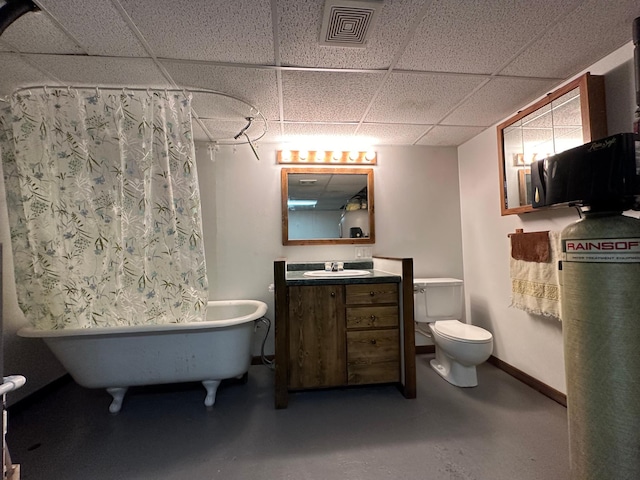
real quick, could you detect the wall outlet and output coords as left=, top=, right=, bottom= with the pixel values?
left=355, top=247, right=372, bottom=258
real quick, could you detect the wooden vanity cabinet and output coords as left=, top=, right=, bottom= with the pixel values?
left=285, top=282, right=400, bottom=391
left=274, top=259, right=415, bottom=409
left=287, top=285, right=346, bottom=389
left=345, top=284, right=400, bottom=385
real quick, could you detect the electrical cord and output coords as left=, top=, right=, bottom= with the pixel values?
left=257, top=317, right=274, bottom=370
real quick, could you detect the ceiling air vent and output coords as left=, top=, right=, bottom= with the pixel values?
left=319, top=0, right=382, bottom=48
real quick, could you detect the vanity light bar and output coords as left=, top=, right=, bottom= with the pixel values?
left=277, top=150, right=377, bottom=165
left=287, top=199, right=318, bottom=207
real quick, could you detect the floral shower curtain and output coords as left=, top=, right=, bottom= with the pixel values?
left=0, top=88, right=208, bottom=329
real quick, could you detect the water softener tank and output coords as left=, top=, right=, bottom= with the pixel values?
left=561, top=211, right=640, bottom=480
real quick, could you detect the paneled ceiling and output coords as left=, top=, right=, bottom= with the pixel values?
left=0, top=0, right=639, bottom=147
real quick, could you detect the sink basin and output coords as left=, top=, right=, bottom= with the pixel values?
left=303, top=269, right=371, bottom=278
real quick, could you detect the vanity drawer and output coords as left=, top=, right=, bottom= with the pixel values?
left=346, top=306, right=399, bottom=329
left=345, top=283, right=398, bottom=305
left=347, top=329, right=400, bottom=384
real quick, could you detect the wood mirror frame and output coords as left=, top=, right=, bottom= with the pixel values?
left=281, top=167, right=375, bottom=246
left=497, top=72, right=607, bottom=215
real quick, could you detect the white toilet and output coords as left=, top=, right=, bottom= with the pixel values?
left=414, top=278, right=493, bottom=387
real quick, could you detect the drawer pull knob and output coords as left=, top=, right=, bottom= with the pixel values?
left=369, top=291, right=375, bottom=296
left=370, top=315, right=376, bottom=321
left=371, top=339, right=377, bottom=345
left=330, top=292, right=335, bottom=297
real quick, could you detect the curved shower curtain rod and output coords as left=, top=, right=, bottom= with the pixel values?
left=0, top=85, right=268, bottom=147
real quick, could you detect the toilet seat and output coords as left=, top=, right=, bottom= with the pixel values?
left=432, top=320, right=492, bottom=344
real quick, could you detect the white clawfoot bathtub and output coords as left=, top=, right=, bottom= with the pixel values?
left=18, top=300, right=267, bottom=413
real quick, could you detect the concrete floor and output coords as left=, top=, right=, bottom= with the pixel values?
left=6, top=355, right=570, bottom=480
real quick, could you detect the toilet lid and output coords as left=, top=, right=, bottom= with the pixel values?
left=433, top=320, right=492, bottom=344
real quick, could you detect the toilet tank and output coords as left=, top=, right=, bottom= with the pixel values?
left=414, top=278, right=463, bottom=321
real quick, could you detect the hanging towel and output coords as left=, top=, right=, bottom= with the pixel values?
left=510, top=231, right=550, bottom=262
left=510, top=231, right=561, bottom=320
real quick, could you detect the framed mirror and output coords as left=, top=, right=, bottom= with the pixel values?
left=281, top=167, right=375, bottom=246
left=497, top=72, right=607, bottom=215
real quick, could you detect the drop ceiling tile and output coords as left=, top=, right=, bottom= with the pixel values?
left=520, top=104, right=553, bottom=128
left=522, top=127, right=556, bottom=149
left=0, top=53, right=54, bottom=97
left=282, top=123, right=358, bottom=141
left=161, top=61, right=279, bottom=122
left=258, top=128, right=282, bottom=144
left=416, top=126, right=487, bottom=147
left=282, top=70, right=384, bottom=122
left=191, top=92, right=261, bottom=121
left=552, top=91, right=581, bottom=127
left=365, top=72, right=486, bottom=124
left=396, top=0, right=581, bottom=74
left=118, top=0, right=274, bottom=64
left=443, top=77, right=560, bottom=127
left=214, top=122, right=346, bottom=146
left=36, top=0, right=147, bottom=57
left=356, top=123, right=432, bottom=145
left=28, top=55, right=172, bottom=88
left=500, top=0, right=640, bottom=78
left=197, top=118, right=267, bottom=144
left=1, top=10, right=83, bottom=54
left=278, top=0, right=426, bottom=69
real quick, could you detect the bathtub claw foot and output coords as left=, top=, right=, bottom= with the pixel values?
left=202, top=380, right=221, bottom=407
left=106, top=387, right=128, bottom=414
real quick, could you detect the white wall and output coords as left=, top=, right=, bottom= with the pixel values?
left=288, top=210, right=342, bottom=240
left=457, top=42, right=637, bottom=394
left=196, top=143, right=463, bottom=355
